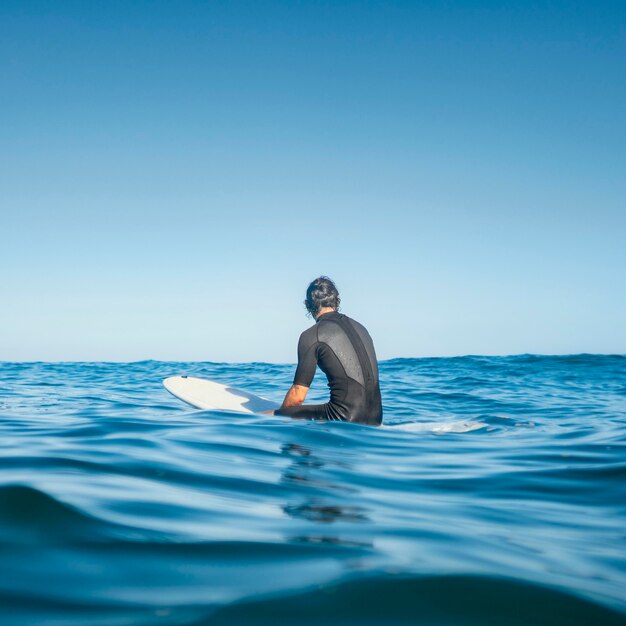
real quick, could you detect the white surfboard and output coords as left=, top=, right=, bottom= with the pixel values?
left=163, top=376, right=486, bottom=433
left=163, top=376, right=279, bottom=413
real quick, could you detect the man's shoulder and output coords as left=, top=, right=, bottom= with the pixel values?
left=298, top=323, right=318, bottom=345
left=335, top=313, right=367, bottom=332
left=336, top=314, right=373, bottom=341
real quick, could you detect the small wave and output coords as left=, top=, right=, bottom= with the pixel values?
left=0, top=485, right=131, bottom=543
left=387, top=420, right=486, bottom=433
left=205, top=573, right=626, bottom=626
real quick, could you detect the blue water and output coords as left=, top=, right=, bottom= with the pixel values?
left=1, top=356, right=625, bottom=625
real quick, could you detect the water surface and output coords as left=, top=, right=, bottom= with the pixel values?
left=1, top=356, right=625, bottom=625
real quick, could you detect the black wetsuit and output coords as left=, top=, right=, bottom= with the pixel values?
left=276, top=312, right=383, bottom=425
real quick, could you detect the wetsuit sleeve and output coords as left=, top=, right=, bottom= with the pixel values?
left=292, top=330, right=318, bottom=388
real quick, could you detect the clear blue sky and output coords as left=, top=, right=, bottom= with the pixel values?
left=1, top=1, right=624, bottom=361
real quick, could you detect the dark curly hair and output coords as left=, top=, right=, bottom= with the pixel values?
left=304, top=276, right=341, bottom=317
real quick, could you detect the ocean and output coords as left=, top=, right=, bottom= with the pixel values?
left=0, top=355, right=625, bottom=625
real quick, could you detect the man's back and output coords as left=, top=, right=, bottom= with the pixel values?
left=281, top=311, right=383, bottom=425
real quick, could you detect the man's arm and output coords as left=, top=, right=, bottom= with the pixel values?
left=264, top=330, right=316, bottom=416
left=262, top=384, right=308, bottom=415
left=280, top=384, right=309, bottom=409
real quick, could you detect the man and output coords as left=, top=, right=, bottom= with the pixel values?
left=273, top=276, right=383, bottom=425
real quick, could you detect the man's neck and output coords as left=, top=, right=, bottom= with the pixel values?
left=315, top=307, right=336, bottom=319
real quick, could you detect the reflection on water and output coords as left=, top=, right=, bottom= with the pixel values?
left=280, top=442, right=355, bottom=492
left=284, top=502, right=369, bottom=523
left=281, top=441, right=371, bottom=552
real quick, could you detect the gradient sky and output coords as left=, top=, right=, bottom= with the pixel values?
left=1, top=1, right=625, bottom=362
